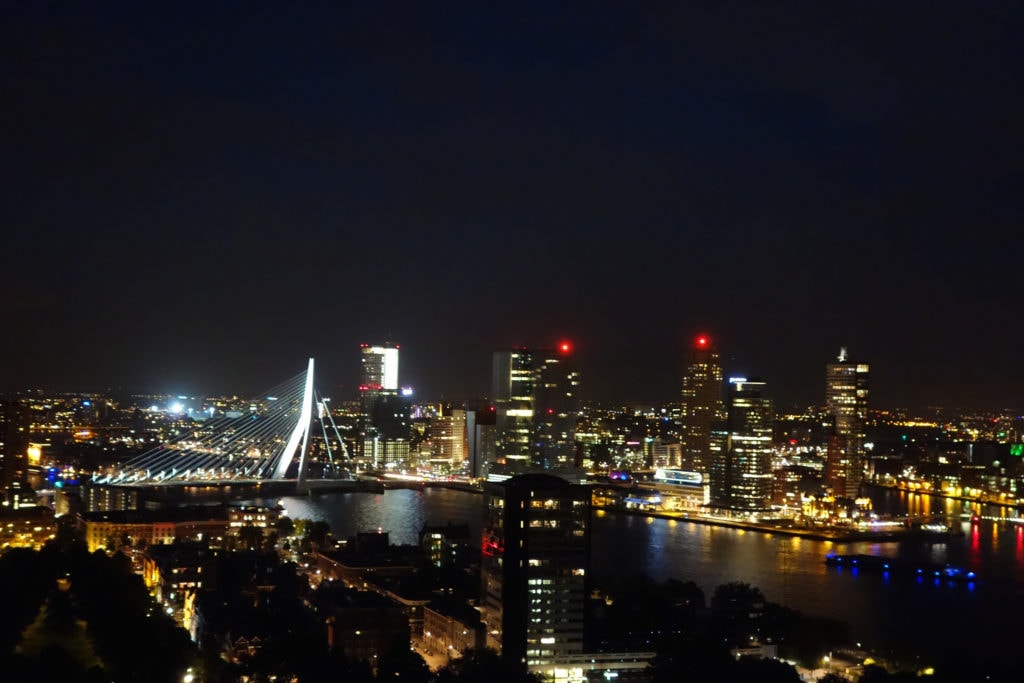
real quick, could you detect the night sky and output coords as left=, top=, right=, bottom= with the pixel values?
left=2, top=3, right=1021, bottom=412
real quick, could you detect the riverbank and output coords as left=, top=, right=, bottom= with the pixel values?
left=590, top=503, right=940, bottom=543
left=330, top=479, right=958, bottom=543
left=405, top=481, right=944, bottom=542
left=867, top=482, right=1022, bottom=513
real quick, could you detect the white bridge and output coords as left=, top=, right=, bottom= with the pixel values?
left=96, top=359, right=350, bottom=487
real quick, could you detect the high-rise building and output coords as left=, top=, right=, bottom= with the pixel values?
left=430, top=406, right=468, bottom=469
left=709, top=378, right=774, bottom=512
left=0, top=400, right=30, bottom=496
left=679, top=335, right=725, bottom=475
left=360, top=343, right=399, bottom=392
left=532, top=342, right=580, bottom=469
left=492, top=349, right=535, bottom=469
left=358, top=343, right=409, bottom=466
left=480, top=473, right=591, bottom=675
left=824, top=347, right=870, bottom=498
left=466, top=404, right=498, bottom=478
left=493, top=343, right=580, bottom=472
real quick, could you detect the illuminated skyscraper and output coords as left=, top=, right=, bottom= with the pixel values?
left=492, top=349, right=535, bottom=469
left=679, top=335, right=725, bottom=475
left=532, top=342, right=580, bottom=469
left=824, top=347, right=870, bottom=498
left=430, top=406, right=468, bottom=469
left=709, top=378, right=774, bottom=512
left=360, top=343, right=399, bottom=392
left=481, top=473, right=590, bottom=674
left=493, top=343, right=580, bottom=472
left=358, top=343, right=408, bottom=466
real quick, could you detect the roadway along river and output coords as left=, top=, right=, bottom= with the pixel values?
left=270, top=486, right=1024, bottom=666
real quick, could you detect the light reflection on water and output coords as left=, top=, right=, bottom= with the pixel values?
left=264, top=486, right=1024, bottom=664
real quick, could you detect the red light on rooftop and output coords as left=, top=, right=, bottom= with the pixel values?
left=558, top=341, right=572, bottom=354
left=695, top=335, right=709, bottom=348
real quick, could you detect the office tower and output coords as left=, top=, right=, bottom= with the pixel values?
left=481, top=473, right=591, bottom=674
left=493, top=343, right=581, bottom=472
left=358, top=343, right=408, bottom=466
left=0, top=400, right=30, bottom=496
left=532, top=342, right=580, bottom=469
left=679, top=335, right=725, bottom=475
left=824, top=347, right=870, bottom=498
left=360, top=343, right=399, bottom=392
left=709, top=378, right=774, bottom=512
left=466, top=405, right=497, bottom=478
left=492, top=349, right=536, bottom=469
left=430, top=406, right=468, bottom=469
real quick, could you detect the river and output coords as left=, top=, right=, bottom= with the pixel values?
left=268, top=485, right=1024, bottom=666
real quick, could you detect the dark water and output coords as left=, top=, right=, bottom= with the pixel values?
left=272, top=486, right=1024, bottom=665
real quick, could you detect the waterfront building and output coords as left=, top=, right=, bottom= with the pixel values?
left=493, top=343, right=580, bottom=472
left=824, top=347, right=870, bottom=498
left=679, top=335, right=725, bottom=476
left=430, top=406, right=468, bottom=471
left=480, top=473, right=591, bottom=675
left=358, top=343, right=411, bottom=466
left=78, top=508, right=232, bottom=552
left=466, top=404, right=498, bottom=478
left=532, top=343, right=581, bottom=469
left=0, top=399, right=30, bottom=502
left=709, top=378, right=774, bottom=513
left=493, top=349, right=536, bottom=469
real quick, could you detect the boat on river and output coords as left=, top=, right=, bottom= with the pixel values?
left=824, top=553, right=977, bottom=583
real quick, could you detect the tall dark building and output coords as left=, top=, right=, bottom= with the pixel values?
left=492, top=343, right=580, bottom=472
left=0, top=399, right=30, bottom=499
left=824, top=347, right=870, bottom=498
left=532, top=343, right=580, bottom=469
left=679, top=335, right=725, bottom=475
left=480, top=473, right=591, bottom=674
left=709, top=378, right=774, bottom=513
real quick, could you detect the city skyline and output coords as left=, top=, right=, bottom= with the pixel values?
left=2, top=4, right=1021, bottom=412
left=0, top=337, right=1018, bottom=416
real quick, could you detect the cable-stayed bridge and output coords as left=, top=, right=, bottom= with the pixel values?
left=95, top=359, right=352, bottom=489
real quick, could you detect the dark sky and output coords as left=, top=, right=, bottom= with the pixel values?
left=1, top=2, right=1021, bottom=412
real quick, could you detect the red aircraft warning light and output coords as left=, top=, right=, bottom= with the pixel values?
left=695, top=335, right=709, bottom=348
left=558, top=341, right=572, bottom=354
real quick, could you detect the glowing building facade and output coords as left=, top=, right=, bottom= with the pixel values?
left=679, top=335, right=725, bottom=475
left=709, top=378, right=774, bottom=512
left=493, top=343, right=579, bottom=472
left=824, top=347, right=870, bottom=498
left=359, top=343, right=409, bottom=466
left=493, top=349, right=536, bottom=468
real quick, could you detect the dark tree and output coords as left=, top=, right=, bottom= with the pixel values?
left=376, top=635, right=432, bottom=683
left=818, top=674, right=851, bottom=683
left=734, top=655, right=802, bottom=682
left=435, top=647, right=542, bottom=682
left=275, top=516, right=295, bottom=538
